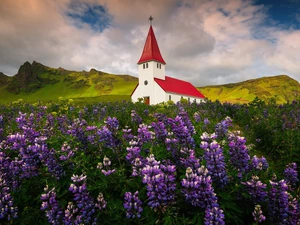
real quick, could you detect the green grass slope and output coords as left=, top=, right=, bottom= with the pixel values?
left=0, top=62, right=138, bottom=104
left=198, top=75, right=300, bottom=104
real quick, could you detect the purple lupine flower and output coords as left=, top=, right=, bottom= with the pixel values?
left=193, top=112, right=201, bottom=122
left=100, top=156, right=116, bottom=176
left=3, top=132, right=42, bottom=179
left=252, top=205, right=266, bottom=223
left=59, top=142, right=76, bottom=161
left=204, top=118, right=210, bottom=125
left=241, top=176, right=267, bottom=203
left=86, top=126, right=97, bottom=145
left=181, top=166, right=219, bottom=209
left=0, top=115, right=4, bottom=142
left=123, top=191, right=143, bottom=219
left=214, top=116, right=232, bottom=138
left=132, top=157, right=144, bottom=177
left=122, top=126, right=134, bottom=142
left=251, top=155, right=269, bottom=171
left=151, top=121, right=168, bottom=143
left=97, top=126, right=115, bottom=148
left=141, top=155, right=162, bottom=209
left=165, top=135, right=179, bottom=154
left=104, top=116, right=119, bottom=131
left=283, top=163, right=299, bottom=187
left=201, top=139, right=228, bottom=187
left=167, top=114, right=195, bottom=149
left=131, top=110, right=142, bottom=125
left=141, top=155, right=176, bottom=210
left=0, top=150, right=22, bottom=191
left=227, top=131, right=250, bottom=176
left=63, top=202, right=79, bottom=225
left=0, top=175, right=18, bottom=221
left=126, top=146, right=141, bottom=163
left=159, top=161, right=177, bottom=204
left=95, top=192, right=107, bottom=210
left=35, top=137, right=65, bottom=180
left=287, top=193, right=300, bottom=224
left=179, top=148, right=200, bottom=170
left=67, top=118, right=88, bottom=147
left=137, top=124, right=154, bottom=145
left=204, top=206, right=225, bottom=225
left=15, top=111, right=27, bottom=128
left=178, top=109, right=196, bottom=137
left=268, top=179, right=289, bottom=224
left=40, top=186, right=63, bottom=225
left=68, top=174, right=105, bottom=224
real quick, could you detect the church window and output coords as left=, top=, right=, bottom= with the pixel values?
left=159, top=64, right=161, bottom=69
left=143, top=64, right=145, bottom=69
left=169, top=95, right=171, bottom=100
left=157, top=63, right=159, bottom=68
left=146, top=63, right=148, bottom=68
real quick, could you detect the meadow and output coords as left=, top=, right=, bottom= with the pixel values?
left=0, top=98, right=299, bottom=224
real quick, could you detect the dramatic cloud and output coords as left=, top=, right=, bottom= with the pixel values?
left=0, top=0, right=299, bottom=86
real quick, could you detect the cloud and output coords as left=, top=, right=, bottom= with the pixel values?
left=264, top=30, right=300, bottom=80
left=0, top=0, right=299, bottom=87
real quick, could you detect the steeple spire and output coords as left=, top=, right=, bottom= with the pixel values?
left=137, top=17, right=166, bottom=64
left=149, top=15, right=153, bottom=25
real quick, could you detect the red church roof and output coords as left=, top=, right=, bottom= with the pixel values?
left=137, top=25, right=166, bottom=65
left=154, top=76, right=205, bottom=99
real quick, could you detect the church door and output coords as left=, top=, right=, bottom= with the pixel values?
left=144, top=96, right=150, bottom=105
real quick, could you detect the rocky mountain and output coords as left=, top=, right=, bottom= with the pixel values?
left=0, top=72, right=11, bottom=86
left=0, top=61, right=138, bottom=103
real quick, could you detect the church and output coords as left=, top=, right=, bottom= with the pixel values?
left=131, top=17, right=206, bottom=105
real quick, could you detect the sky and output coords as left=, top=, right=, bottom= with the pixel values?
left=0, top=0, right=300, bottom=86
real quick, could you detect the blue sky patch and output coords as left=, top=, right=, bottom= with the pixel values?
left=67, top=1, right=112, bottom=32
left=255, top=0, right=300, bottom=29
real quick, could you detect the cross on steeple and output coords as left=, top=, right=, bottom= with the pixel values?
left=149, top=15, right=153, bottom=25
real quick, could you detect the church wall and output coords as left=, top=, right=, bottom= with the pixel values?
left=165, top=92, right=205, bottom=104
left=153, top=82, right=166, bottom=104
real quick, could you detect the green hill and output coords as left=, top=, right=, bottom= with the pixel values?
left=198, top=75, right=300, bottom=104
left=0, top=61, right=138, bottom=104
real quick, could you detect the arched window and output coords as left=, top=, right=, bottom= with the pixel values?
left=146, top=63, right=148, bottom=68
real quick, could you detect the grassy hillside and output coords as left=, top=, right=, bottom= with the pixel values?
left=0, top=62, right=138, bottom=104
left=198, top=75, right=300, bottom=104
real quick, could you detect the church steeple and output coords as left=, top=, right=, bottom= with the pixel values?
left=137, top=17, right=166, bottom=65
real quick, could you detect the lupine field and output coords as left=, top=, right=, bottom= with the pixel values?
left=0, top=98, right=299, bottom=224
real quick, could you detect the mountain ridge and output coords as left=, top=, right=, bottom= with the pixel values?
left=0, top=61, right=299, bottom=104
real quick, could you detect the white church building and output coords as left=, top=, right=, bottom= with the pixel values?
left=131, top=19, right=205, bottom=105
